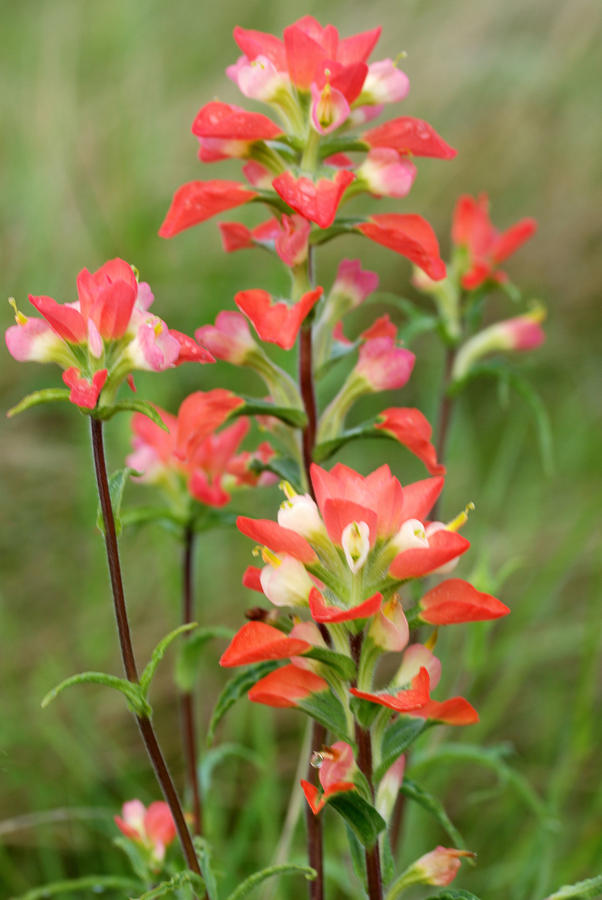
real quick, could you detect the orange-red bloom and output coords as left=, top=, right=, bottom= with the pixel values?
left=220, top=621, right=312, bottom=666
left=248, top=662, right=329, bottom=707
left=272, top=170, right=355, bottom=229
left=159, top=181, right=258, bottom=238
left=363, top=116, right=456, bottom=159
left=235, top=287, right=323, bottom=349
left=419, top=578, right=509, bottom=625
left=358, top=214, right=446, bottom=280
left=375, top=407, right=445, bottom=476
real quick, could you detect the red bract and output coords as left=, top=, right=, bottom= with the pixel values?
left=169, top=330, right=215, bottom=365
left=408, top=696, right=479, bottom=726
left=452, top=193, right=537, bottom=289
left=62, top=367, right=108, bottom=409
left=159, top=181, right=258, bottom=238
left=309, top=587, right=382, bottom=623
left=272, top=170, right=355, bottom=229
left=220, top=621, right=312, bottom=666
left=175, top=389, right=244, bottom=462
left=358, top=214, right=446, bottom=280
left=419, top=578, right=509, bottom=624
left=354, top=336, right=416, bottom=391
left=375, top=407, right=445, bottom=475
left=363, top=116, right=456, bottom=159
left=235, top=287, right=323, bottom=350
left=114, top=800, right=176, bottom=865
left=389, top=529, right=470, bottom=580
left=351, top=667, right=431, bottom=712
left=237, top=516, right=318, bottom=563
left=248, top=662, right=329, bottom=707
left=192, top=101, right=282, bottom=141
left=300, top=742, right=357, bottom=815
left=312, top=462, right=405, bottom=540
left=195, top=310, right=259, bottom=363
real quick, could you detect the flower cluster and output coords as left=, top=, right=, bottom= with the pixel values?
left=114, top=800, right=176, bottom=870
left=6, top=259, right=212, bottom=409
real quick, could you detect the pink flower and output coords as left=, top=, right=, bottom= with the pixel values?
left=375, top=407, right=445, bottom=475
left=310, top=80, right=351, bottom=134
left=330, top=259, right=379, bottom=310
left=452, top=193, right=537, bottom=289
left=62, top=368, right=108, bottom=409
left=300, top=741, right=356, bottom=814
left=226, top=55, right=289, bottom=102
left=354, top=336, right=416, bottom=391
left=114, top=800, right=176, bottom=866
left=360, top=59, right=410, bottom=104
left=404, top=846, right=476, bottom=887
left=356, top=149, right=417, bottom=198
left=272, top=170, right=355, bottom=229
left=274, top=214, right=312, bottom=266
left=192, top=101, right=283, bottom=162
left=195, top=311, right=259, bottom=364
left=452, top=306, right=546, bottom=381
left=235, top=287, right=323, bottom=350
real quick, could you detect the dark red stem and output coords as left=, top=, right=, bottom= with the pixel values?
left=181, top=524, right=203, bottom=836
left=90, top=417, right=202, bottom=881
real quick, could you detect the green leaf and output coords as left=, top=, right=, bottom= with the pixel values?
left=318, top=135, right=369, bottom=158
left=96, top=466, right=140, bottom=537
left=315, top=339, right=360, bottom=380
left=543, top=874, right=602, bottom=900
left=207, top=661, right=278, bottom=744
left=41, top=670, right=151, bottom=717
left=194, top=837, right=220, bottom=900
left=400, top=777, right=467, bottom=852
left=309, top=218, right=364, bottom=246
left=345, top=823, right=367, bottom=888
left=96, top=399, right=169, bottom=429
left=225, top=864, right=317, bottom=900
left=7, top=387, right=72, bottom=417
left=140, top=622, right=198, bottom=696
left=302, top=646, right=356, bottom=681
left=328, top=791, right=386, bottom=849
left=12, top=875, right=141, bottom=899
left=121, top=505, right=187, bottom=531
left=296, top=689, right=351, bottom=742
left=229, top=397, right=307, bottom=428
left=249, top=455, right=303, bottom=493
left=374, top=719, right=426, bottom=782
left=175, top=626, right=234, bottom=692
left=133, top=871, right=206, bottom=899
left=113, top=835, right=152, bottom=881
left=313, top=421, right=379, bottom=462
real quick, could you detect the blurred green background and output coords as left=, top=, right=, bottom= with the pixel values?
left=1, top=0, right=601, bottom=897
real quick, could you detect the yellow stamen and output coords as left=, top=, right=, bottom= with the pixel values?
left=446, top=502, right=475, bottom=532
left=279, top=480, right=298, bottom=501
left=9, top=297, right=27, bottom=326
left=154, top=321, right=163, bottom=336
left=131, top=264, right=140, bottom=281
left=394, top=51, right=408, bottom=66
left=425, top=628, right=439, bottom=650
left=526, top=300, right=546, bottom=323
left=261, top=547, right=282, bottom=567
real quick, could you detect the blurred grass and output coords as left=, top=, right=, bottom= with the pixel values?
left=1, top=0, right=601, bottom=897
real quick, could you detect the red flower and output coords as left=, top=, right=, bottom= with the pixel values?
left=159, top=181, right=258, bottom=238
left=114, top=800, right=176, bottom=865
left=363, top=116, right=456, bottom=159
left=168, top=330, right=214, bottom=365
left=235, top=287, right=323, bottom=350
left=220, top=621, right=312, bottom=667
left=375, top=407, right=445, bottom=475
left=389, top=528, right=470, bottom=580
left=175, top=389, right=244, bottom=462
left=301, top=740, right=356, bottom=814
left=248, top=662, right=329, bottom=707
left=237, top=516, right=317, bottom=564
left=351, top=667, right=431, bottom=712
left=358, top=214, right=446, bottom=280
left=354, top=336, right=416, bottom=391
left=419, top=578, right=510, bottom=625
left=272, top=170, right=355, bottom=229
left=452, top=194, right=537, bottom=289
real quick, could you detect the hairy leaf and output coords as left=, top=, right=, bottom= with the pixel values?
left=140, top=622, right=198, bottom=696
left=13, top=875, right=141, bottom=899
left=249, top=455, right=303, bottom=493
left=544, top=874, right=602, bottom=899
left=97, top=399, right=169, bottom=429
left=133, top=871, right=206, bottom=899
left=228, top=397, right=307, bottom=428
left=41, top=671, right=151, bottom=717
left=7, top=387, right=71, bottom=418
left=400, top=777, right=467, bottom=852
left=302, top=646, right=357, bottom=681
left=195, top=837, right=220, bottom=900
left=374, top=719, right=426, bottom=782
left=296, top=689, right=351, bottom=742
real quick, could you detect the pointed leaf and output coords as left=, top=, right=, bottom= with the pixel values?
left=400, top=777, right=467, bottom=852
left=423, top=892, right=482, bottom=900
left=328, top=791, right=386, bottom=849
left=314, top=421, right=380, bottom=462
left=12, top=876, right=141, bottom=899
left=225, top=864, right=317, bottom=900
left=302, top=646, right=357, bottom=681
left=544, top=875, right=602, bottom=899
left=7, top=388, right=71, bottom=418
left=96, top=467, right=140, bottom=537
left=228, top=397, right=307, bottom=428
left=345, top=823, right=367, bottom=888
left=374, top=719, right=426, bottom=782
left=309, top=218, right=365, bottom=246
left=175, top=625, right=234, bottom=692
left=97, top=399, right=169, bottom=429
left=120, top=505, right=187, bottom=531
left=319, top=136, right=370, bottom=158
left=140, top=622, right=198, bottom=696
left=41, top=671, right=151, bottom=717
left=296, top=689, right=351, bottom=742
left=207, top=661, right=279, bottom=744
